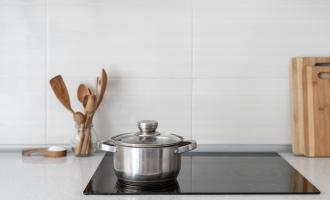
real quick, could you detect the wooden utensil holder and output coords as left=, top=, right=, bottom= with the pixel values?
left=73, top=124, right=96, bottom=157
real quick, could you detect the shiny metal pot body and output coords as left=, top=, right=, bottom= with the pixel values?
left=100, top=140, right=196, bottom=183
left=115, top=145, right=180, bottom=183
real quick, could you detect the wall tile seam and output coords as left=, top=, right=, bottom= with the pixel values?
left=42, top=0, right=290, bottom=144
left=190, top=0, right=196, bottom=140
left=44, top=0, right=48, bottom=144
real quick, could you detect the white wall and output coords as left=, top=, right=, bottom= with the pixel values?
left=1, top=0, right=330, bottom=145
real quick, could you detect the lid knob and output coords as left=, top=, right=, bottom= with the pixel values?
left=138, top=120, right=158, bottom=135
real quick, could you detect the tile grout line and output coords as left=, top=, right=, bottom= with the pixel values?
left=190, top=0, right=195, bottom=176
left=44, top=0, right=48, bottom=144
left=0, top=76, right=290, bottom=79
left=190, top=0, right=196, bottom=140
left=189, top=0, right=192, bottom=140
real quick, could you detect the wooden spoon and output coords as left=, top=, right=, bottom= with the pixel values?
left=95, top=69, right=108, bottom=110
left=80, top=70, right=107, bottom=155
left=73, top=112, right=86, bottom=125
left=22, top=146, right=67, bottom=158
left=77, top=84, right=92, bottom=107
left=84, top=94, right=97, bottom=128
left=81, top=94, right=97, bottom=154
left=49, top=75, right=84, bottom=124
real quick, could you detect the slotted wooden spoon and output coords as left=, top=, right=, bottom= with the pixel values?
left=50, top=75, right=74, bottom=112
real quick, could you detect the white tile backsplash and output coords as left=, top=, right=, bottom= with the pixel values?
left=194, top=0, right=330, bottom=78
left=47, top=0, right=192, bottom=78
left=1, top=0, right=330, bottom=145
left=0, top=1, right=45, bottom=144
left=0, top=1, right=45, bottom=77
left=192, top=78, right=291, bottom=144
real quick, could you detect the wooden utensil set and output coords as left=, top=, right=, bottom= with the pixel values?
left=49, top=69, right=108, bottom=156
left=290, top=57, right=330, bottom=157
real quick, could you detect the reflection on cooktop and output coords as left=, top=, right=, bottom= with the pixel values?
left=84, top=152, right=320, bottom=195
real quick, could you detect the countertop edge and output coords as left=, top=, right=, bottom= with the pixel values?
left=0, top=144, right=292, bottom=152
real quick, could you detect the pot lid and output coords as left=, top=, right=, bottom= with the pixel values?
left=111, top=120, right=183, bottom=147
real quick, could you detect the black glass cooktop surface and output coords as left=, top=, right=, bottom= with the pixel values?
left=84, top=152, right=320, bottom=195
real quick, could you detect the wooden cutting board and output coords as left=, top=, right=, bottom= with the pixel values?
left=305, top=66, right=330, bottom=156
left=290, top=57, right=330, bottom=155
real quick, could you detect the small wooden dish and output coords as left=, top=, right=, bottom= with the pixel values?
left=22, top=146, right=67, bottom=158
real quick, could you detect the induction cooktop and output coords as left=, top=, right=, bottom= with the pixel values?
left=84, top=152, right=320, bottom=195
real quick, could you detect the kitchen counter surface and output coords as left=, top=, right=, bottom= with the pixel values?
left=1, top=152, right=330, bottom=200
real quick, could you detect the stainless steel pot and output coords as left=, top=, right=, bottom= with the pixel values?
left=99, top=120, right=197, bottom=184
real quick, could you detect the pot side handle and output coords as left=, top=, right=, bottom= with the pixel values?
left=176, top=140, right=197, bottom=154
left=98, top=140, right=117, bottom=152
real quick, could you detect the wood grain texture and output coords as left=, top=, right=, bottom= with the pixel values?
left=306, top=66, right=316, bottom=156
left=77, top=84, right=91, bottom=104
left=290, top=58, right=304, bottom=154
left=96, top=69, right=108, bottom=110
left=306, top=66, right=330, bottom=156
left=22, top=148, right=48, bottom=156
left=22, top=148, right=67, bottom=157
left=49, top=75, right=74, bottom=113
left=290, top=57, right=330, bottom=156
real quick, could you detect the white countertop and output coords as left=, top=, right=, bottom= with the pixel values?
left=1, top=152, right=330, bottom=200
